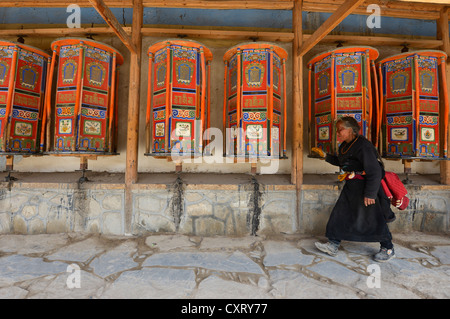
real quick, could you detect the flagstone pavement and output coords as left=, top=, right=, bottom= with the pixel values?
left=0, top=231, right=449, bottom=299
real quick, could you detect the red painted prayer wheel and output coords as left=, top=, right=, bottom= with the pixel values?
left=0, top=40, right=50, bottom=154
left=145, top=39, right=213, bottom=157
left=223, top=42, right=288, bottom=159
left=378, top=50, right=449, bottom=159
left=47, top=38, right=123, bottom=154
left=308, top=46, right=379, bottom=156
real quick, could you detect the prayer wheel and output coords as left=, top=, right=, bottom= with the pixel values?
left=0, top=40, right=50, bottom=154
left=145, top=39, right=212, bottom=157
left=223, top=42, right=288, bottom=159
left=308, top=46, right=379, bottom=156
left=378, top=50, right=449, bottom=159
left=47, top=38, right=123, bottom=154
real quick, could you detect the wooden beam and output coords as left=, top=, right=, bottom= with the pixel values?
left=0, top=26, right=132, bottom=37
left=438, top=6, right=450, bottom=185
left=0, top=0, right=133, bottom=7
left=0, top=25, right=444, bottom=49
left=438, top=7, right=450, bottom=54
left=141, top=27, right=294, bottom=42
left=0, top=0, right=292, bottom=9
left=303, top=0, right=447, bottom=20
left=124, top=0, right=143, bottom=233
left=88, top=0, right=137, bottom=53
left=292, top=0, right=303, bottom=232
left=125, top=0, right=143, bottom=186
left=396, top=0, right=450, bottom=5
left=312, top=34, right=444, bottom=49
left=299, top=0, right=366, bottom=57
left=142, top=0, right=294, bottom=9
left=292, top=0, right=303, bottom=187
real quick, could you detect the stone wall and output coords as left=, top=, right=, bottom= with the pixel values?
left=0, top=184, right=125, bottom=235
left=132, top=184, right=297, bottom=236
left=0, top=176, right=448, bottom=236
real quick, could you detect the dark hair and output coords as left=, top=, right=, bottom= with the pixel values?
left=336, top=116, right=360, bottom=136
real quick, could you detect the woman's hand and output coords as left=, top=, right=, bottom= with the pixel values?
left=364, top=197, right=375, bottom=206
left=311, top=147, right=326, bottom=158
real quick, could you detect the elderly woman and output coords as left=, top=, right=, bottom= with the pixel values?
left=313, top=116, right=395, bottom=262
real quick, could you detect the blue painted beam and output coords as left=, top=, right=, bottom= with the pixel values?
left=0, top=7, right=445, bottom=38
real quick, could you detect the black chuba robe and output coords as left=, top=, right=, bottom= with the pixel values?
left=324, top=135, right=393, bottom=243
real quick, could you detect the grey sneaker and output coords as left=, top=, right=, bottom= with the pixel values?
left=373, top=247, right=395, bottom=262
left=315, top=241, right=339, bottom=257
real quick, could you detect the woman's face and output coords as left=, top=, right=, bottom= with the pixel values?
left=336, top=122, right=355, bottom=143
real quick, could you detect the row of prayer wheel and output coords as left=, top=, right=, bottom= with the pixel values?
left=144, top=40, right=289, bottom=159
left=0, top=38, right=448, bottom=162
left=0, top=38, right=123, bottom=156
left=308, top=46, right=449, bottom=160
left=0, top=38, right=288, bottom=160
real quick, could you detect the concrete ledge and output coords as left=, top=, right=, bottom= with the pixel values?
left=1, top=172, right=448, bottom=190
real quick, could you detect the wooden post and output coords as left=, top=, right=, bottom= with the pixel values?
left=402, top=159, right=413, bottom=184
left=251, top=161, right=257, bottom=175
left=437, top=7, right=450, bottom=185
left=292, top=0, right=303, bottom=232
left=125, top=0, right=142, bottom=185
left=5, top=155, right=13, bottom=172
left=124, top=0, right=143, bottom=233
left=80, top=156, right=88, bottom=171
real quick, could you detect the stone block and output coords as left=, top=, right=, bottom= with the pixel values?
left=260, top=212, right=296, bottom=235
left=38, top=202, right=49, bottom=219
left=86, top=219, right=101, bottom=234
left=134, top=213, right=176, bottom=234
left=213, top=204, right=233, bottom=220
left=194, top=217, right=225, bottom=236
left=13, top=215, right=27, bottom=234
left=136, top=194, right=168, bottom=213
left=0, top=212, right=11, bottom=234
left=417, top=212, right=447, bottom=233
left=102, top=194, right=123, bottom=211
left=300, top=203, right=332, bottom=235
left=184, top=192, right=204, bottom=203
left=88, top=198, right=102, bottom=218
left=47, top=219, right=69, bottom=233
left=29, top=219, right=45, bottom=234
left=9, top=194, right=28, bottom=213
left=22, top=205, right=37, bottom=220
left=102, top=212, right=123, bottom=235
left=186, top=201, right=213, bottom=217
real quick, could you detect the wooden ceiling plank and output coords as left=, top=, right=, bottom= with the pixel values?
left=0, top=0, right=133, bottom=7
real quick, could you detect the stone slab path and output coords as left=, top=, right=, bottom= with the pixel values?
left=0, top=232, right=449, bottom=299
